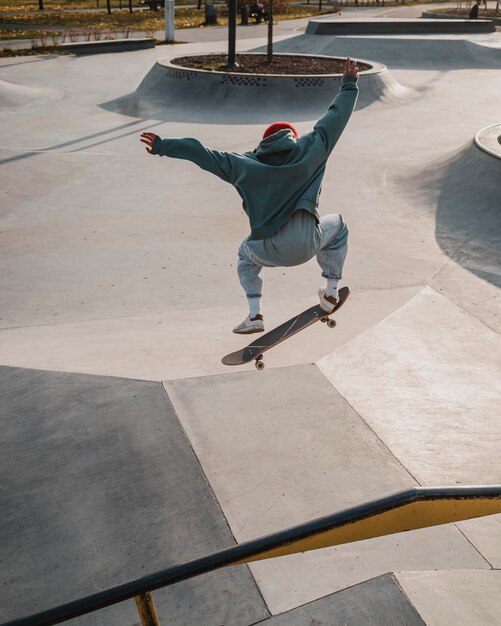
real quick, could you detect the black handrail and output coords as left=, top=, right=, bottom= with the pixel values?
left=3, top=485, right=501, bottom=626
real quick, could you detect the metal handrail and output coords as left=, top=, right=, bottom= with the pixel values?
left=3, top=485, right=501, bottom=626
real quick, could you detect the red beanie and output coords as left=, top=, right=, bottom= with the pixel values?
left=262, top=121, right=299, bottom=140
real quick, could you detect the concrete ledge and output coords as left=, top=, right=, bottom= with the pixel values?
left=306, top=18, right=495, bottom=35
left=475, top=123, right=501, bottom=159
left=61, top=37, right=155, bottom=55
left=422, top=10, right=501, bottom=26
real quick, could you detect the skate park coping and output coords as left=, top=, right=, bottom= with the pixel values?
left=475, top=123, right=501, bottom=159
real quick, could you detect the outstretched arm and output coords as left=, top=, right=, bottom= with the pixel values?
left=314, top=58, right=359, bottom=155
left=140, top=132, right=233, bottom=183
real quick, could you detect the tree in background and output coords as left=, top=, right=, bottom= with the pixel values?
left=235, top=0, right=289, bottom=63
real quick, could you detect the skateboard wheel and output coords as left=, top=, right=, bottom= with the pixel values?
left=327, top=319, right=336, bottom=328
left=255, top=360, right=265, bottom=370
left=321, top=317, right=328, bottom=323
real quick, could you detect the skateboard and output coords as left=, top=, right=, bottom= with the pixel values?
left=222, top=286, right=350, bottom=370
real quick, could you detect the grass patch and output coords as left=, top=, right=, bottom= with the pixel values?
left=2, top=9, right=166, bottom=28
left=0, top=4, right=339, bottom=34
left=0, top=7, right=219, bottom=30
left=0, top=0, right=220, bottom=10
left=0, top=0, right=136, bottom=10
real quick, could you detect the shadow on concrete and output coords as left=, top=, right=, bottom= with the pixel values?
left=0, top=54, right=61, bottom=69
left=100, top=90, right=333, bottom=124
left=0, top=118, right=164, bottom=166
left=399, top=142, right=501, bottom=287
left=0, top=365, right=269, bottom=625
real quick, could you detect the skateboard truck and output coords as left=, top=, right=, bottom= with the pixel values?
left=321, top=315, right=337, bottom=329
left=252, top=313, right=337, bottom=369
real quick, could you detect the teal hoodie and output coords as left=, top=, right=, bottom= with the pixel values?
left=151, top=75, right=358, bottom=240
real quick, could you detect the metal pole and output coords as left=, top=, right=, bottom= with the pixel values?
left=165, top=0, right=175, bottom=42
left=135, top=592, right=161, bottom=626
left=227, top=0, right=237, bottom=68
left=267, top=0, right=274, bottom=63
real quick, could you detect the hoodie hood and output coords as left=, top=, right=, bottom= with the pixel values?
left=254, top=129, right=298, bottom=163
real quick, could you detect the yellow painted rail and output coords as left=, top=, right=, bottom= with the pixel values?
left=239, top=490, right=501, bottom=563
left=4, top=485, right=501, bottom=626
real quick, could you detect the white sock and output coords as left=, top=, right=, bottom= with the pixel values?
left=248, top=297, right=262, bottom=318
left=325, top=279, right=339, bottom=299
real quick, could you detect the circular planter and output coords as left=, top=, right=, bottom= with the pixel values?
left=134, top=53, right=411, bottom=117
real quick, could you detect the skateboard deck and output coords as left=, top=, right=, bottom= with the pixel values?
left=222, top=286, right=350, bottom=369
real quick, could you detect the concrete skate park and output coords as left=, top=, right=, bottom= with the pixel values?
left=1, top=2, right=501, bottom=624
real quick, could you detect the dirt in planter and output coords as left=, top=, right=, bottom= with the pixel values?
left=172, top=54, right=371, bottom=75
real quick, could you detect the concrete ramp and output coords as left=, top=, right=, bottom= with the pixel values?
left=391, top=139, right=501, bottom=328
left=259, top=573, right=426, bottom=625
left=396, top=140, right=501, bottom=249
left=272, top=33, right=501, bottom=68
left=397, top=570, right=501, bottom=626
left=103, top=55, right=412, bottom=122
left=0, top=78, right=59, bottom=108
left=261, top=570, right=501, bottom=625
left=0, top=365, right=269, bottom=625
left=317, top=286, right=501, bottom=485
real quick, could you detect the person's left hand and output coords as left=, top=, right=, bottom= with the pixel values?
left=140, top=132, right=159, bottom=153
left=342, top=57, right=359, bottom=79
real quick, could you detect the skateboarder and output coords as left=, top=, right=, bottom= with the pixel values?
left=140, top=57, right=359, bottom=334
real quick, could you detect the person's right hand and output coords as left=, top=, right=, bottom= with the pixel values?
left=140, top=132, right=159, bottom=153
left=343, top=57, right=359, bottom=79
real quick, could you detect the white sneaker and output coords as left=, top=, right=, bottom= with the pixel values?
left=318, top=288, right=338, bottom=313
left=233, top=315, right=264, bottom=334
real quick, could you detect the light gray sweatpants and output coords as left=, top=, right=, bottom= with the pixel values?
left=237, top=209, right=348, bottom=306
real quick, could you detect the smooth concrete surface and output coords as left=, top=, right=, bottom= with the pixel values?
left=0, top=78, right=60, bottom=108
left=246, top=524, right=489, bottom=614
left=0, top=366, right=269, bottom=625
left=164, top=365, right=490, bottom=614
left=1, top=31, right=500, bottom=379
left=1, top=4, right=500, bottom=623
left=272, top=32, right=501, bottom=68
left=259, top=573, right=426, bottom=625
left=458, top=514, right=501, bottom=568
left=318, top=287, right=501, bottom=485
left=0, top=287, right=421, bottom=381
left=396, top=570, right=501, bottom=626
left=394, top=141, right=501, bottom=330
